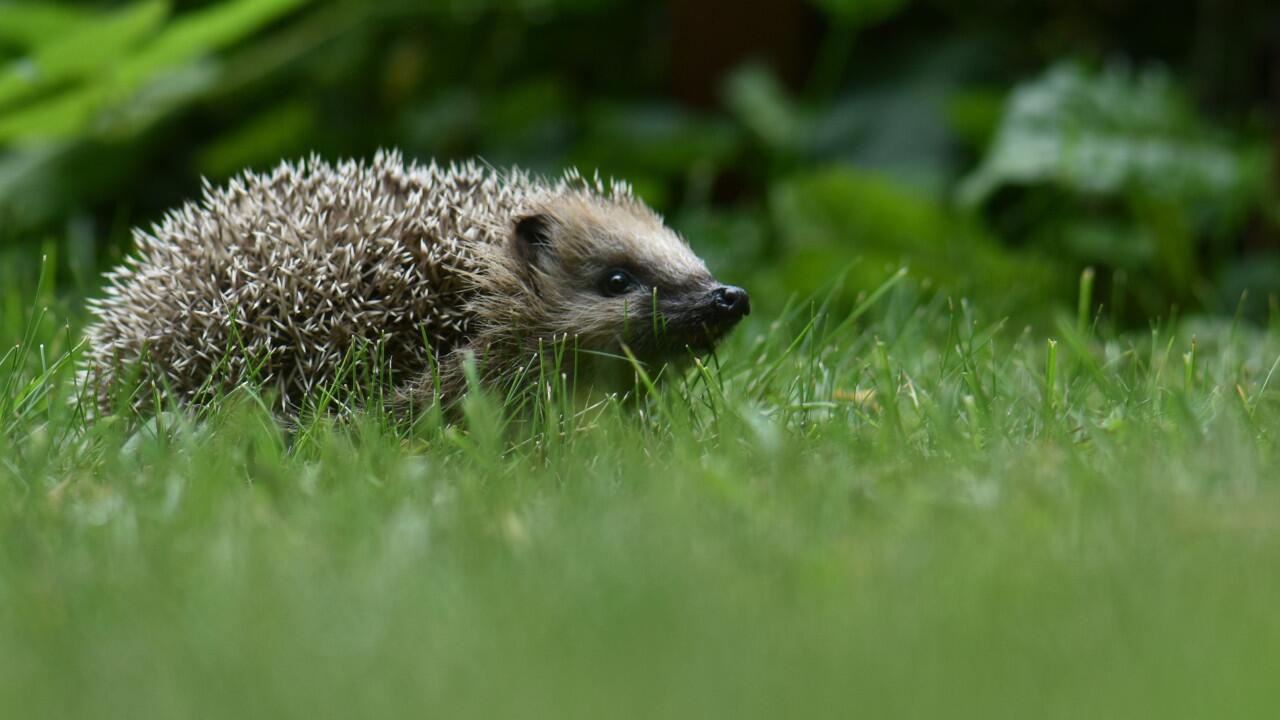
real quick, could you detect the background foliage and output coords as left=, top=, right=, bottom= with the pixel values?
left=3, top=4, right=1280, bottom=717
left=0, top=0, right=1277, bottom=324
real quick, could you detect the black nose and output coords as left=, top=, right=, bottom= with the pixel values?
left=711, top=285, right=751, bottom=319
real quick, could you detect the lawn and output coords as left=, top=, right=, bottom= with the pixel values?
left=2, top=260, right=1278, bottom=719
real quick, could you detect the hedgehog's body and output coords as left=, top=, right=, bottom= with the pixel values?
left=84, top=151, right=749, bottom=415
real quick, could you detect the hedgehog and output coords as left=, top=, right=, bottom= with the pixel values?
left=82, top=150, right=750, bottom=417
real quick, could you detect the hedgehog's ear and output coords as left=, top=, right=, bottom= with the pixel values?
left=514, top=214, right=553, bottom=265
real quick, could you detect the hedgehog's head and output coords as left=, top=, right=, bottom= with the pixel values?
left=502, top=192, right=749, bottom=368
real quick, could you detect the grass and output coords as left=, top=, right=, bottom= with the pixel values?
left=2, top=258, right=1280, bottom=719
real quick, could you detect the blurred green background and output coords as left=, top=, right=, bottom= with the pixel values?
left=1, top=0, right=1277, bottom=324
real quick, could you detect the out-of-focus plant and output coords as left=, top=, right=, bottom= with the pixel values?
left=0, top=0, right=680, bottom=238
left=807, top=0, right=911, bottom=99
left=0, top=0, right=312, bottom=144
left=0, top=0, right=316, bottom=234
left=960, top=62, right=1274, bottom=318
left=769, top=166, right=1062, bottom=314
left=0, top=0, right=1275, bottom=326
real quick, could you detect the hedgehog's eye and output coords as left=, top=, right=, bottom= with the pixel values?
left=599, top=269, right=637, bottom=297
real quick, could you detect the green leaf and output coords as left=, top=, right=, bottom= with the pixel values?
left=115, top=0, right=313, bottom=88
left=0, top=1, right=168, bottom=108
left=0, top=0, right=312, bottom=144
left=0, top=3, right=95, bottom=50
left=959, top=62, right=1252, bottom=207
left=0, top=83, right=106, bottom=143
left=724, top=65, right=810, bottom=154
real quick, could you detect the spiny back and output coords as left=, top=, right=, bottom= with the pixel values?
left=83, top=150, right=542, bottom=411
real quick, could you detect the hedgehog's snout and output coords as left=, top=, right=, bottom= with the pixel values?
left=710, top=285, right=751, bottom=320
left=642, top=282, right=749, bottom=354
left=692, top=284, right=750, bottom=334
left=694, top=284, right=750, bottom=344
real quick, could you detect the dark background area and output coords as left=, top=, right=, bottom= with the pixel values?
left=1, top=0, right=1278, bottom=325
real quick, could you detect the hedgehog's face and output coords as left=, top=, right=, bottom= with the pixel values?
left=511, top=197, right=749, bottom=367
